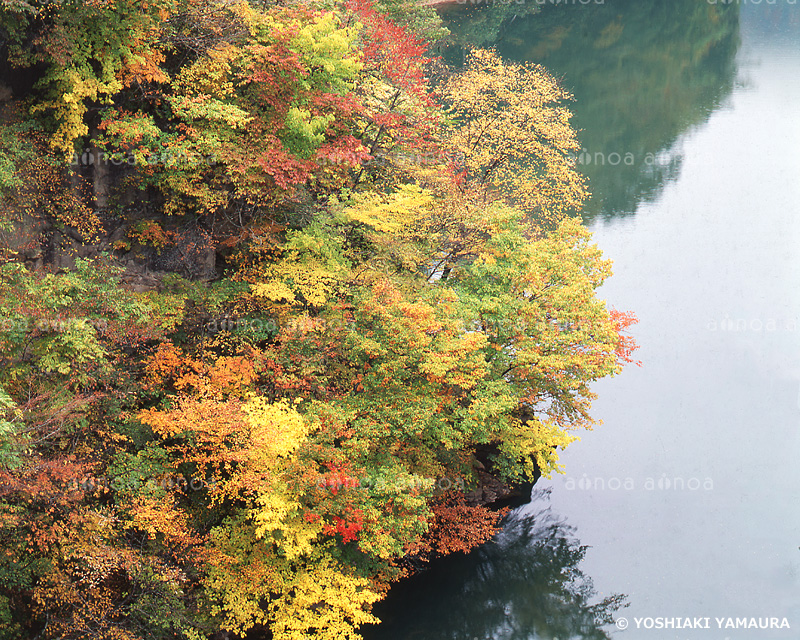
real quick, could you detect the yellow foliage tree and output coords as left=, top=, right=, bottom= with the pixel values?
left=267, top=552, right=380, bottom=640
left=139, top=395, right=382, bottom=638
left=442, top=48, right=588, bottom=226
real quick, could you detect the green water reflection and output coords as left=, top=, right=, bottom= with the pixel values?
left=444, top=0, right=740, bottom=221
left=362, top=489, right=627, bottom=640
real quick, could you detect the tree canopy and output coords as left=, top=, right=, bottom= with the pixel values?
left=0, top=0, right=638, bottom=637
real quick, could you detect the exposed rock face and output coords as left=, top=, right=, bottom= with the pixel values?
left=465, top=470, right=534, bottom=510
left=118, top=270, right=170, bottom=293
left=0, top=120, right=220, bottom=286
left=3, top=206, right=219, bottom=287
left=468, top=446, right=540, bottom=511
left=1, top=214, right=48, bottom=263
left=151, top=227, right=217, bottom=280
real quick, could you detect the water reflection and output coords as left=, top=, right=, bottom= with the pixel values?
left=363, top=488, right=627, bottom=640
left=444, top=0, right=741, bottom=221
left=741, top=1, right=800, bottom=43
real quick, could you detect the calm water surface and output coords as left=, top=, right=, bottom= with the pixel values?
left=364, top=1, right=800, bottom=638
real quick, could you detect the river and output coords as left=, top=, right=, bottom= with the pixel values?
left=363, top=1, right=800, bottom=638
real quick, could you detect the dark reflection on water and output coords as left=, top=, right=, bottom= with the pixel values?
left=362, top=488, right=627, bottom=640
left=444, top=0, right=740, bottom=222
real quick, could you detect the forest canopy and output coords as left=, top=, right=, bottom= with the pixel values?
left=0, top=0, right=638, bottom=637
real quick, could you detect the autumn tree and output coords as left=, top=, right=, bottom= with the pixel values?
left=0, top=0, right=175, bottom=158
left=441, top=48, right=589, bottom=226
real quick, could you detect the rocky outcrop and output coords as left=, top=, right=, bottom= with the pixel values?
left=465, top=469, right=534, bottom=510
